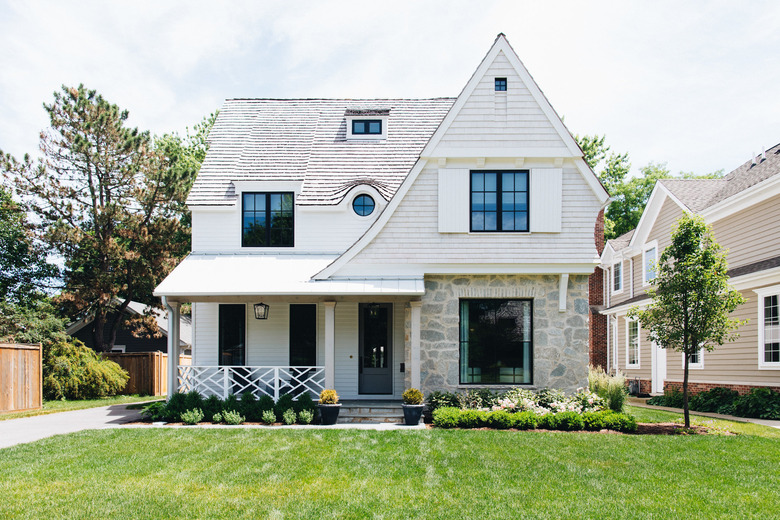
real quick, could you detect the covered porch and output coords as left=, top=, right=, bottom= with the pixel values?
left=155, top=253, right=425, bottom=400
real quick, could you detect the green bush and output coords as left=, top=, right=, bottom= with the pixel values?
left=141, top=401, right=167, bottom=422
left=458, top=409, right=487, bottom=429
left=258, top=395, right=275, bottom=412
left=293, top=392, right=315, bottom=414
left=222, top=409, right=245, bottom=425
left=511, top=411, right=538, bottom=430
left=402, top=388, right=425, bottom=405
left=537, top=413, right=560, bottom=430
left=297, top=409, right=314, bottom=425
left=181, top=408, right=204, bottom=425
left=432, top=407, right=461, bottom=429
left=555, top=411, right=584, bottom=431
left=212, top=412, right=222, bottom=423
left=600, top=412, right=637, bottom=433
left=165, top=392, right=188, bottom=421
left=582, top=410, right=614, bottom=431
left=427, top=391, right=461, bottom=413
left=535, top=388, right=566, bottom=409
left=282, top=408, right=297, bottom=425
left=275, top=393, right=295, bottom=421
left=689, top=387, right=740, bottom=414
left=486, top=410, right=513, bottom=429
left=734, top=388, right=780, bottom=420
left=588, top=365, right=627, bottom=412
left=43, top=340, right=129, bottom=400
left=464, top=388, right=498, bottom=409
left=202, top=395, right=223, bottom=422
left=183, top=391, right=204, bottom=412
left=262, top=409, right=276, bottom=424
left=240, top=392, right=261, bottom=422
left=223, top=394, right=240, bottom=414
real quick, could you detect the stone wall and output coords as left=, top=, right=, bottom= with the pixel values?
left=419, top=274, right=590, bottom=395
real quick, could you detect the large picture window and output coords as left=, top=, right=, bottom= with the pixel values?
left=470, top=171, right=529, bottom=232
left=459, top=299, right=532, bottom=385
left=242, top=192, right=294, bottom=247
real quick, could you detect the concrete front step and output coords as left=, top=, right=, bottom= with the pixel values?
left=336, top=402, right=407, bottom=424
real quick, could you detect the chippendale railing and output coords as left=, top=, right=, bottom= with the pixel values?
left=178, top=365, right=325, bottom=400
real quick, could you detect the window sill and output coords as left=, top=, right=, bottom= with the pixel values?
left=625, top=365, right=641, bottom=370
left=758, top=364, right=780, bottom=370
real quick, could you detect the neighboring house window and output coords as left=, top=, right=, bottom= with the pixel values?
left=111, top=345, right=126, bottom=353
left=352, top=120, right=382, bottom=135
left=352, top=194, right=375, bottom=216
left=613, top=261, right=623, bottom=294
left=242, top=192, right=294, bottom=247
left=470, top=171, right=529, bottom=232
left=627, top=320, right=640, bottom=368
left=495, top=78, right=507, bottom=91
left=686, top=349, right=704, bottom=369
left=643, top=244, right=658, bottom=284
left=760, top=293, right=780, bottom=367
left=459, top=299, right=532, bottom=385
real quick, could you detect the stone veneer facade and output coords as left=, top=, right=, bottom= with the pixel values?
left=417, top=274, right=590, bottom=395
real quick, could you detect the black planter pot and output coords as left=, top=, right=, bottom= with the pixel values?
left=318, top=403, right=342, bottom=425
left=402, top=404, right=425, bottom=425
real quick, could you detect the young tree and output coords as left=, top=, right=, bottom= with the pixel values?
left=1, top=85, right=191, bottom=351
left=628, top=214, right=745, bottom=427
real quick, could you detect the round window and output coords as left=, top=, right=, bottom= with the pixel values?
left=352, top=194, right=375, bottom=216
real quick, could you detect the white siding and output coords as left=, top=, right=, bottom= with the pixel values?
left=433, top=52, right=568, bottom=152
left=529, top=168, right=562, bottom=233
left=438, top=168, right=470, bottom=232
left=192, top=302, right=219, bottom=365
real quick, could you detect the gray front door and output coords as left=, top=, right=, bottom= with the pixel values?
left=358, top=303, right=392, bottom=395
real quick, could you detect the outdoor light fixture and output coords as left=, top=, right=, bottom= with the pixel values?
left=253, top=302, right=270, bottom=320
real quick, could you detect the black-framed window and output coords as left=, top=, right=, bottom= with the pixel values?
left=471, top=171, right=529, bottom=232
left=459, top=299, right=532, bottom=385
left=352, top=194, right=375, bottom=216
left=495, top=78, right=507, bottom=91
left=352, top=120, right=382, bottom=135
left=242, top=192, right=294, bottom=247
left=219, top=304, right=245, bottom=366
left=290, top=304, right=317, bottom=366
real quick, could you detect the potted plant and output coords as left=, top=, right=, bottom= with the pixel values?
left=402, top=388, right=425, bottom=425
left=318, top=389, right=341, bottom=425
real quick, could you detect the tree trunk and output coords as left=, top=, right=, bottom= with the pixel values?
left=93, top=309, right=108, bottom=352
left=683, top=356, right=690, bottom=428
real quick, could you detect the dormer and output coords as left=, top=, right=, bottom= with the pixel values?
left=345, top=108, right=390, bottom=140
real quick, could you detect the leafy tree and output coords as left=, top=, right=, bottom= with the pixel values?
left=628, top=214, right=745, bottom=427
left=1, top=85, right=192, bottom=351
left=0, top=186, right=58, bottom=305
left=0, top=298, right=68, bottom=346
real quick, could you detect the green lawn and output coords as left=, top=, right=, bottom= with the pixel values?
left=0, top=427, right=778, bottom=519
left=626, top=404, right=780, bottom=438
left=0, top=395, right=163, bottom=421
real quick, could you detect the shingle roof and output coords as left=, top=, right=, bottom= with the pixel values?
left=187, top=98, right=455, bottom=206
left=606, top=229, right=634, bottom=251
left=658, top=179, right=726, bottom=212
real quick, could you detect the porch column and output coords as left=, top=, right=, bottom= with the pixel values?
left=164, top=298, right=181, bottom=400
left=410, top=301, right=422, bottom=390
left=324, top=301, right=336, bottom=389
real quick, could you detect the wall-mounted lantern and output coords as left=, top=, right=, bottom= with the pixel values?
left=253, top=302, right=270, bottom=320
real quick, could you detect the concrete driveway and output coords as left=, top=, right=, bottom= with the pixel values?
left=0, top=404, right=144, bottom=450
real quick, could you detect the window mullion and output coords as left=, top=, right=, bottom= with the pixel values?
left=496, top=173, right=503, bottom=231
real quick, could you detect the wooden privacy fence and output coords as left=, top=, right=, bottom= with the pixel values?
left=101, top=352, right=192, bottom=396
left=0, top=343, right=42, bottom=413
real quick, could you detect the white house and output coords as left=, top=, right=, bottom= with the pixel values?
left=154, top=34, right=609, bottom=402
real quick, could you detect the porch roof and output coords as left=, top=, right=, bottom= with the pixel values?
left=154, top=253, right=425, bottom=300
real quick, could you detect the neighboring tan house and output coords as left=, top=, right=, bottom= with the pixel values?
left=599, top=143, right=780, bottom=395
left=154, top=34, right=609, bottom=401
left=67, top=300, right=192, bottom=355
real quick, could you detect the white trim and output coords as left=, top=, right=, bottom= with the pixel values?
left=626, top=318, right=640, bottom=369
left=346, top=115, right=388, bottom=141
left=642, top=241, right=658, bottom=287
left=558, top=274, right=568, bottom=312
left=628, top=183, right=687, bottom=250
left=755, top=284, right=780, bottom=369
left=110, top=345, right=126, bottom=353
left=612, top=317, right=619, bottom=371
left=611, top=259, right=624, bottom=295
left=684, top=349, right=704, bottom=370
left=702, top=173, right=780, bottom=223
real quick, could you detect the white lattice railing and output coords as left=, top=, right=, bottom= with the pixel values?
left=178, top=365, right=325, bottom=400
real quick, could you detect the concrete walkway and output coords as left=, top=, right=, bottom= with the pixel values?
left=629, top=398, right=780, bottom=429
left=0, top=404, right=144, bottom=450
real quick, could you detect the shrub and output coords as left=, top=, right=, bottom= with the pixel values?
left=202, top=395, right=223, bottom=422
left=183, top=391, right=204, bottom=413
left=588, top=365, right=627, bottom=412
left=275, top=393, right=295, bottom=421
left=181, top=408, right=204, bottom=425
left=258, top=395, right=275, bottom=412
left=486, top=410, right=513, bottom=429
left=464, top=388, right=498, bottom=409
left=262, top=409, right=276, bottom=424
left=582, top=410, right=613, bottom=431
left=689, top=387, right=740, bottom=414
left=43, top=340, right=129, bottom=400
left=537, top=413, right=560, bottom=430
left=222, top=409, right=245, bottom=425
left=535, top=388, right=566, bottom=409
left=298, top=409, right=314, bottom=425
left=427, top=391, right=461, bottom=413
left=432, top=407, right=461, bottom=429
left=294, top=392, right=316, bottom=414
left=555, top=411, right=584, bottom=431
left=734, top=387, right=780, bottom=420
left=223, top=394, right=240, bottom=414
left=240, top=392, right=261, bottom=422
left=602, top=412, right=637, bottom=433
left=458, top=409, right=487, bottom=429
left=402, top=388, right=424, bottom=405
left=141, top=401, right=167, bottom=422
left=648, top=387, right=684, bottom=408
left=166, top=392, right=188, bottom=421
left=212, top=412, right=222, bottom=423
left=282, top=408, right=297, bottom=425
left=319, top=389, right=339, bottom=404
left=511, top=411, right=538, bottom=430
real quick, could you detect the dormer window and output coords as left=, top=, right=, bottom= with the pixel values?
left=495, top=78, right=507, bottom=91
left=352, top=120, right=382, bottom=135
left=345, top=108, right=389, bottom=140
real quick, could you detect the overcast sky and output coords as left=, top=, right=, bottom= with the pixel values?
left=1, top=0, right=778, bottom=178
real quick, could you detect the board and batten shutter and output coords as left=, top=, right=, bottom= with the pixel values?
left=529, top=168, right=562, bottom=233
left=438, top=168, right=470, bottom=233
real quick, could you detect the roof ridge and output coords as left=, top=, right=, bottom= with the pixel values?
left=224, top=97, right=458, bottom=102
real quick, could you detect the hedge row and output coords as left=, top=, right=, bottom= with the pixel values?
left=432, top=407, right=637, bottom=433
left=648, top=387, right=780, bottom=420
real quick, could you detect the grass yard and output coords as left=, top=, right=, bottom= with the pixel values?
left=1, top=427, right=778, bottom=519
left=626, top=404, right=780, bottom=438
left=0, top=395, right=163, bottom=421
